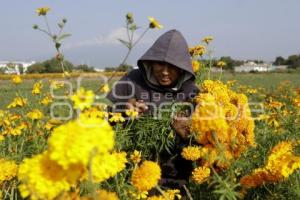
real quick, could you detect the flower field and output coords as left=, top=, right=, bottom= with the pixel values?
left=0, top=72, right=300, bottom=200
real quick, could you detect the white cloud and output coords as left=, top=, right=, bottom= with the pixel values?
left=63, top=27, right=152, bottom=50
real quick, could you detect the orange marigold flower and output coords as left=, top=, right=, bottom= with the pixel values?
left=192, top=166, right=211, bottom=184
left=131, top=161, right=161, bottom=192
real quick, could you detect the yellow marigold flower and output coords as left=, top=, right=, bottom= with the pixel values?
left=257, top=114, right=269, bottom=122
left=9, top=124, right=27, bottom=136
left=246, top=88, right=257, bottom=94
left=8, top=113, right=22, bottom=121
left=131, top=161, right=161, bottom=192
left=192, top=166, right=210, bottom=184
left=181, top=146, right=201, bottom=161
left=109, top=112, right=125, bottom=123
left=265, top=114, right=280, bottom=129
left=189, top=45, right=206, bottom=56
left=35, top=7, right=51, bottom=16
left=192, top=93, right=229, bottom=145
left=100, top=83, right=110, bottom=93
left=0, top=158, right=18, bottom=183
left=192, top=80, right=256, bottom=169
left=165, top=189, right=182, bottom=200
left=62, top=71, right=71, bottom=78
left=7, top=96, right=27, bottom=108
left=226, top=80, right=237, bottom=87
left=240, top=168, right=269, bottom=188
left=26, top=109, right=44, bottom=120
left=148, top=17, right=163, bottom=29
left=50, top=80, right=65, bottom=89
left=129, top=190, right=148, bottom=199
left=267, top=100, right=283, bottom=109
left=216, top=61, right=226, bottom=68
left=40, top=94, right=53, bottom=106
left=240, top=141, right=300, bottom=189
left=95, top=189, right=119, bottom=200
left=82, top=106, right=109, bottom=119
left=45, top=119, right=62, bottom=131
left=12, top=75, right=22, bottom=84
left=125, top=109, right=138, bottom=119
left=202, top=36, right=214, bottom=45
left=71, top=87, right=95, bottom=110
left=18, top=151, right=78, bottom=200
left=293, top=98, right=300, bottom=107
left=130, top=150, right=142, bottom=164
left=32, top=81, right=43, bottom=95
left=192, top=60, right=200, bottom=73
left=88, top=152, right=127, bottom=183
left=0, top=135, right=4, bottom=141
left=48, top=116, right=115, bottom=169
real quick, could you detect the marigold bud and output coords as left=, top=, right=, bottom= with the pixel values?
left=126, top=12, right=134, bottom=24
left=62, top=18, right=67, bottom=23
left=33, top=24, right=39, bottom=29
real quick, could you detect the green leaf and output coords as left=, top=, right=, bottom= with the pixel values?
left=118, top=39, right=130, bottom=48
left=58, top=22, right=64, bottom=29
left=57, top=33, right=72, bottom=42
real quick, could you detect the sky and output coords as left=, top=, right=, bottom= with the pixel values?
left=1, top=0, right=300, bottom=68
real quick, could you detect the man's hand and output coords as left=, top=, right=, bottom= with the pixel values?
left=126, top=98, right=148, bottom=116
left=171, top=112, right=191, bottom=140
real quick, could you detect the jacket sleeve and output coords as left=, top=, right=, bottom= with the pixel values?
left=106, top=75, right=135, bottom=112
left=181, top=80, right=199, bottom=102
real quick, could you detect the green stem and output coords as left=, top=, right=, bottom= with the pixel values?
left=37, top=27, right=53, bottom=38
left=44, top=15, right=52, bottom=35
left=155, top=185, right=169, bottom=200
left=183, top=185, right=194, bottom=200
left=10, top=183, right=14, bottom=200
left=114, top=174, right=121, bottom=197
left=58, top=24, right=64, bottom=36
left=208, top=53, right=212, bottom=80
left=219, top=67, right=223, bottom=80
left=120, top=48, right=132, bottom=66
left=56, top=50, right=66, bottom=73
left=132, top=28, right=149, bottom=48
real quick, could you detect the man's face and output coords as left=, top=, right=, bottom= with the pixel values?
left=152, top=62, right=182, bottom=86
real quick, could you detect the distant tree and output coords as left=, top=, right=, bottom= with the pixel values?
left=286, top=55, right=300, bottom=68
left=0, top=67, right=5, bottom=74
left=117, top=64, right=133, bottom=72
left=27, top=57, right=74, bottom=73
left=6, top=63, right=14, bottom=69
left=251, top=60, right=264, bottom=64
left=218, top=57, right=234, bottom=70
left=26, top=65, right=46, bottom=73
left=104, top=64, right=133, bottom=72
left=74, top=64, right=96, bottom=72
left=217, top=56, right=243, bottom=70
left=18, top=64, right=24, bottom=74
left=273, top=56, right=285, bottom=66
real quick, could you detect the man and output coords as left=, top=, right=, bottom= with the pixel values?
left=107, top=29, right=199, bottom=190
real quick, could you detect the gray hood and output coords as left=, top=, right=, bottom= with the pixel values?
left=137, top=29, right=195, bottom=92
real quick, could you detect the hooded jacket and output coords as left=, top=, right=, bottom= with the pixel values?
left=107, top=29, right=199, bottom=111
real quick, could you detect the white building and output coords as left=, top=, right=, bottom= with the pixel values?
left=0, top=61, right=36, bottom=74
left=234, top=62, right=289, bottom=72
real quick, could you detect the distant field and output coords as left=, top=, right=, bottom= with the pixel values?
left=1, top=72, right=300, bottom=109
left=216, top=72, right=300, bottom=89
